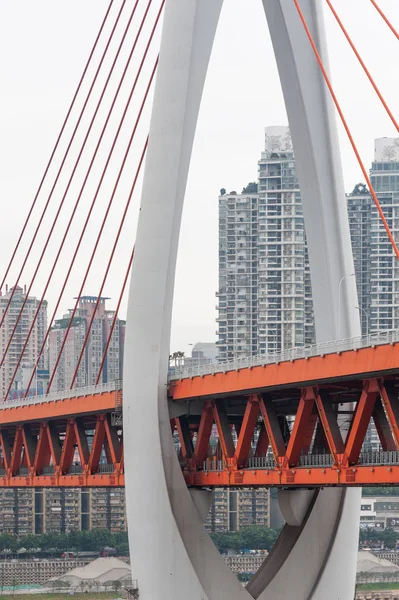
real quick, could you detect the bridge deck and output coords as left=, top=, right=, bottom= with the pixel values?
left=170, top=336, right=399, bottom=400
left=0, top=333, right=399, bottom=487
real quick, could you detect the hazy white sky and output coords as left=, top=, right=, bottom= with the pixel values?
left=0, top=0, right=398, bottom=355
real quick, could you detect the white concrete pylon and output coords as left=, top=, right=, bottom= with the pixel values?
left=124, top=1, right=360, bottom=598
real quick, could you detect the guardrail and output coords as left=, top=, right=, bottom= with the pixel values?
left=2, top=328, right=399, bottom=412
left=170, top=328, right=399, bottom=380
left=0, top=380, right=119, bottom=411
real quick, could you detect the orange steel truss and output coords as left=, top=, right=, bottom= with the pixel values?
left=0, top=390, right=124, bottom=487
left=1, top=341, right=399, bottom=487
left=170, top=342, right=399, bottom=487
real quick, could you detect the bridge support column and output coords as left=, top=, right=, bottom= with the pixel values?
left=124, top=1, right=249, bottom=598
left=253, top=2, right=361, bottom=598
left=125, top=0, right=361, bottom=598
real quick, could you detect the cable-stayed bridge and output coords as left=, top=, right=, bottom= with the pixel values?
left=1, top=0, right=399, bottom=598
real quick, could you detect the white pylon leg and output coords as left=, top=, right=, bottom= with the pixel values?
left=249, top=2, right=360, bottom=599
left=124, top=1, right=250, bottom=598
left=124, top=0, right=361, bottom=599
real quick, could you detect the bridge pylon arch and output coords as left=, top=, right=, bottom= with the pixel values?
left=124, top=1, right=361, bottom=598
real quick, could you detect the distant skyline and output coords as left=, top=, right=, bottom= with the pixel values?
left=0, top=1, right=397, bottom=355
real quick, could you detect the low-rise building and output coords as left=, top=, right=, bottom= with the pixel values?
left=360, top=495, right=399, bottom=531
left=224, top=553, right=266, bottom=575
left=0, top=559, right=89, bottom=587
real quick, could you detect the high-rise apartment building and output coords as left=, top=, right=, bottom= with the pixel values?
left=0, top=285, right=47, bottom=401
left=347, top=137, right=399, bottom=336
left=217, top=126, right=315, bottom=359
left=49, top=296, right=125, bottom=392
left=258, top=126, right=315, bottom=353
left=369, top=137, right=399, bottom=332
left=217, top=190, right=259, bottom=361
left=346, top=183, right=372, bottom=336
left=347, top=138, right=399, bottom=452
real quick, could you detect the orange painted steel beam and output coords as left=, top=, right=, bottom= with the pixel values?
left=212, top=400, right=235, bottom=461
left=89, top=415, right=106, bottom=473
left=373, top=396, right=397, bottom=451
left=104, top=415, right=122, bottom=464
left=344, top=378, right=379, bottom=465
left=258, top=395, right=285, bottom=463
left=3, top=364, right=399, bottom=487
left=314, top=388, right=344, bottom=462
left=0, top=390, right=117, bottom=425
left=175, top=417, right=194, bottom=459
left=0, top=473, right=125, bottom=487
left=193, top=401, right=214, bottom=464
left=379, top=379, right=399, bottom=450
left=34, top=424, right=51, bottom=474
left=0, top=410, right=124, bottom=487
left=170, top=343, right=399, bottom=401
left=234, top=396, right=259, bottom=468
left=286, top=388, right=317, bottom=467
left=182, top=465, right=399, bottom=487
left=174, top=378, right=399, bottom=488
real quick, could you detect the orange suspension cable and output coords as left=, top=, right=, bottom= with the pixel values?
left=369, top=0, right=399, bottom=40
left=95, top=247, right=134, bottom=385
left=326, top=0, right=399, bottom=133
left=0, top=0, right=116, bottom=294
left=0, top=0, right=130, bottom=345
left=0, top=0, right=139, bottom=379
left=293, top=0, right=399, bottom=262
left=71, top=138, right=148, bottom=389
left=47, top=2, right=164, bottom=394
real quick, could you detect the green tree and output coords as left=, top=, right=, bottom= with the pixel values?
left=240, top=525, right=279, bottom=551
left=0, top=534, right=16, bottom=555
left=169, top=351, right=185, bottom=367
left=384, top=528, right=397, bottom=549
left=242, top=182, right=258, bottom=194
left=220, top=188, right=226, bottom=196
left=351, top=183, right=369, bottom=195
left=21, top=534, right=38, bottom=555
left=210, top=526, right=280, bottom=553
left=90, top=528, right=113, bottom=550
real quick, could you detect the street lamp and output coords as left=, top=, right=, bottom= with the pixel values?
left=355, top=306, right=369, bottom=337
left=338, top=273, right=355, bottom=338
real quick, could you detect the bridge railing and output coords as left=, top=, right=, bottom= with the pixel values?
left=170, top=328, right=399, bottom=380
left=0, top=380, right=119, bottom=411
left=2, top=329, right=399, bottom=411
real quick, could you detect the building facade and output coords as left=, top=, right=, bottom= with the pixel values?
left=369, top=137, right=399, bottom=333
left=348, top=137, right=399, bottom=337
left=206, top=488, right=270, bottom=533
left=0, top=487, right=127, bottom=535
left=217, top=126, right=315, bottom=360
left=48, top=297, right=125, bottom=392
left=217, top=191, right=259, bottom=361
left=217, top=133, right=399, bottom=355
left=0, top=558, right=90, bottom=587
left=347, top=138, right=399, bottom=452
left=257, top=126, right=314, bottom=353
left=360, top=495, right=399, bottom=533
left=0, top=286, right=47, bottom=401
left=346, top=183, right=372, bottom=336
